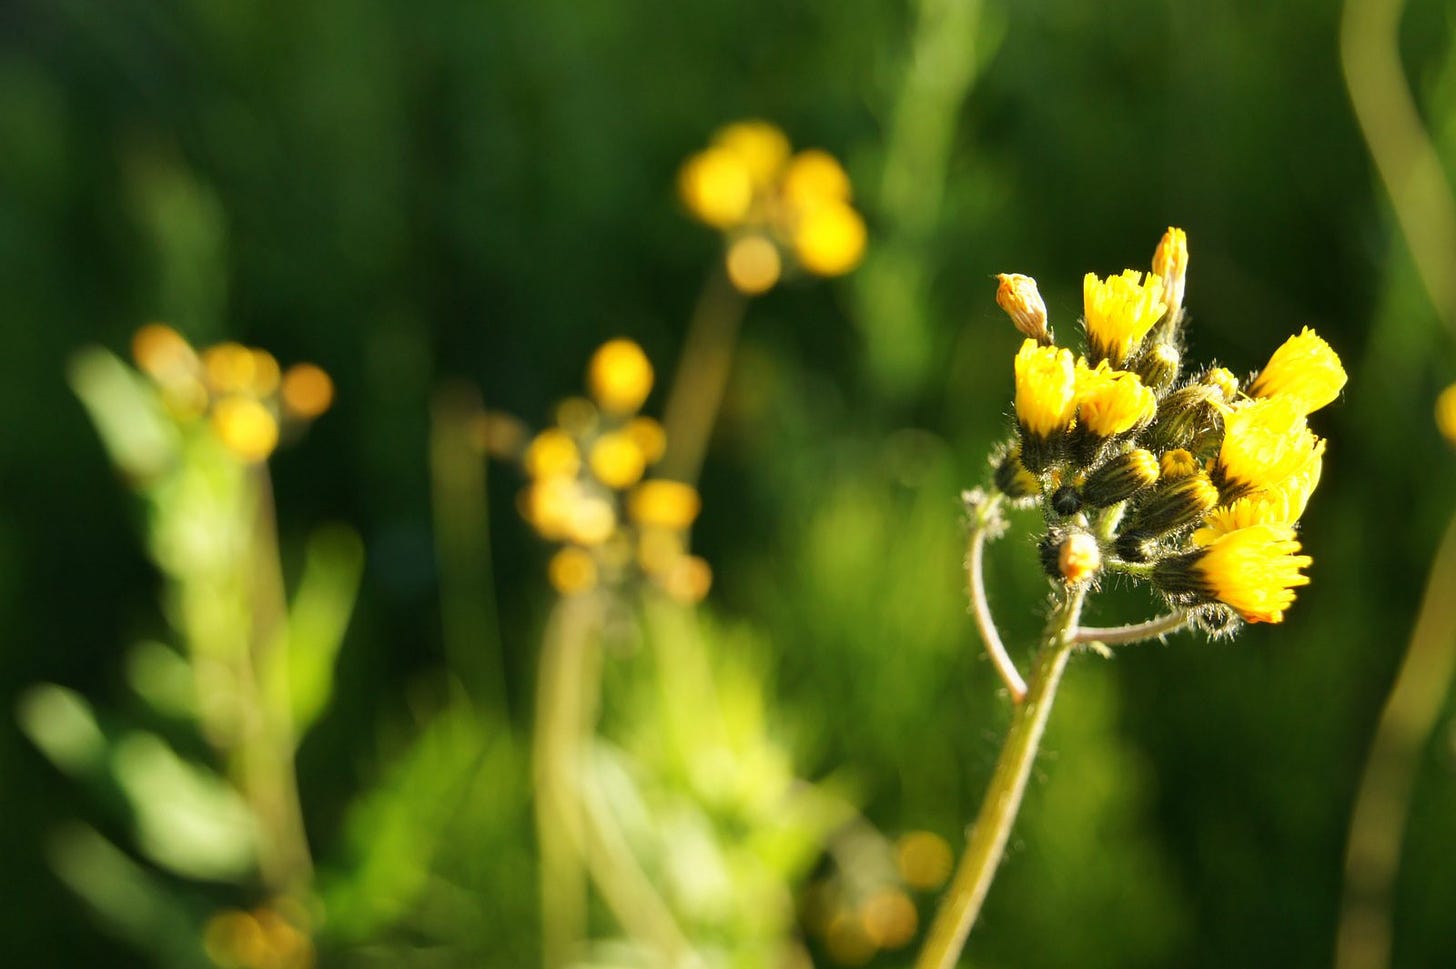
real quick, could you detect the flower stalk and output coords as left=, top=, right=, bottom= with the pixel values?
left=915, top=585, right=1087, bottom=969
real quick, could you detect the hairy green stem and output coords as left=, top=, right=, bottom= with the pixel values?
left=1074, top=611, right=1189, bottom=645
left=966, top=494, right=1025, bottom=701
left=915, top=585, right=1087, bottom=969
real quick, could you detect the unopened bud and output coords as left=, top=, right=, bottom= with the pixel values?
left=1147, top=384, right=1220, bottom=450
left=1050, top=484, right=1082, bottom=516
left=993, top=447, right=1040, bottom=499
left=1152, top=227, right=1188, bottom=323
left=1082, top=448, right=1159, bottom=508
left=1128, top=473, right=1220, bottom=536
left=1058, top=531, right=1101, bottom=584
left=996, top=273, right=1052, bottom=345
left=1159, top=448, right=1199, bottom=481
left=1200, top=366, right=1241, bottom=404
left=1133, top=342, right=1181, bottom=393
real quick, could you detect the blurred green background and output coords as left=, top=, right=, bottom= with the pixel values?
left=3, top=0, right=1456, bottom=966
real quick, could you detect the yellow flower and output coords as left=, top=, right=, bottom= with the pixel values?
left=995, top=273, right=1050, bottom=344
left=1161, top=523, right=1312, bottom=623
left=548, top=547, right=598, bottom=595
left=132, top=323, right=198, bottom=383
left=677, top=147, right=754, bottom=229
left=1201, top=366, right=1242, bottom=404
left=1247, top=327, right=1347, bottom=415
left=1082, top=269, right=1166, bottom=366
left=712, top=120, right=791, bottom=187
left=524, top=428, right=580, bottom=479
left=1151, top=227, right=1188, bottom=320
left=1438, top=383, right=1456, bottom=446
left=211, top=396, right=279, bottom=463
left=1014, top=339, right=1077, bottom=440
left=726, top=234, right=782, bottom=294
left=1215, top=397, right=1323, bottom=500
left=1075, top=361, right=1156, bottom=437
left=588, top=339, right=654, bottom=414
left=792, top=199, right=866, bottom=276
left=588, top=431, right=646, bottom=490
left=1193, top=446, right=1323, bottom=545
left=625, top=416, right=667, bottom=464
left=1159, top=448, right=1199, bottom=480
left=628, top=479, right=701, bottom=529
left=280, top=364, right=335, bottom=419
left=781, top=149, right=851, bottom=209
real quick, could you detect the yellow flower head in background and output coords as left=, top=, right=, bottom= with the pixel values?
left=1248, top=327, right=1348, bottom=415
left=1439, top=383, right=1456, bottom=447
left=500, top=340, right=712, bottom=603
left=130, top=324, right=332, bottom=464
left=589, top=338, right=654, bottom=414
left=1082, top=269, right=1167, bottom=367
left=679, top=120, right=866, bottom=293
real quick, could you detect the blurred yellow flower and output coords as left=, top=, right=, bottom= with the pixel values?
left=211, top=396, right=279, bottom=463
left=588, top=338, right=654, bottom=414
left=860, top=888, right=918, bottom=949
left=279, top=363, right=334, bottom=419
left=792, top=200, right=867, bottom=277
left=625, top=416, right=667, bottom=464
left=548, top=546, right=598, bottom=595
left=713, top=119, right=791, bottom=187
left=896, top=830, right=953, bottom=891
left=1439, top=383, right=1456, bottom=446
left=678, top=147, right=754, bottom=229
left=726, top=234, right=783, bottom=294
left=132, top=323, right=198, bottom=382
left=525, top=428, right=581, bottom=479
left=661, top=553, right=712, bottom=603
left=629, top=479, right=701, bottom=529
left=782, top=149, right=851, bottom=208
left=566, top=494, right=617, bottom=546
left=589, top=431, right=647, bottom=490
left=203, top=342, right=259, bottom=396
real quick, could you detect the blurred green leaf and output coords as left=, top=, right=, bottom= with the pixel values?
left=16, top=683, right=106, bottom=777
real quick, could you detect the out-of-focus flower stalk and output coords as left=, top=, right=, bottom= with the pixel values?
left=1336, top=513, right=1456, bottom=969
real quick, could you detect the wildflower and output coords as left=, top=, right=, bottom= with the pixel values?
left=1128, top=473, right=1221, bottom=536
left=525, top=428, right=580, bottom=479
left=588, top=432, right=647, bottom=490
left=791, top=201, right=867, bottom=277
left=211, top=396, right=279, bottom=463
left=1155, top=523, right=1312, bottom=623
left=1193, top=448, right=1323, bottom=545
left=1439, top=383, right=1456, bottom=446
left=1075, top=362, right=1157, bottom=437
left=1134, top=341, right=1181, bottom=392
left=1201, top=366, right=1242, bottom=404
left=628, top=479, right=701, bottom=529
left=993, top=446, right=1040, bottom=500
left=280, top=364, right=334, bottom=419
left=1159, top=448, right=1199, bottom=480
left=660, top=554, right=713, bottom=603
left=1081, top=448, right=1159, bottom=507
left=625, top=416, right=667, bottom=464
left=1151, top=227, right=1189, bottom=322
left=995, top=274, right=1051, bottom=345
left=677, top=147, right=754, bottom=229
left=712, top=120, right=791, bottom=187
left=1013, top=340, right=1077, bottom=468
left=1082, top=270, right=1166, bottom=367
left=548, top=547, right=598, bottom=595
left=1214, top=397, right=1323, bottom=501
left=726, top=234, right=782, bottom=294
left=1247, top=327, right=1348, bottom=415
left=588, top=339, right=654, bottom=414
left=782, top=149, right=851, bottom=209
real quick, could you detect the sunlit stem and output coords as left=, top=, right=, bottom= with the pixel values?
left=965, top=493, right=1026, bottom=702
left=534, top=594, right=695, bottom=967
left=915, top=585, right=1087, bottom=969
left=238, top=467, right=313, bottom=899
left=658, top=265, right=748, bottom=489
left=1073, top=610, right=1190, bottom=646
left=1336, top=512, right=1456, bottom=969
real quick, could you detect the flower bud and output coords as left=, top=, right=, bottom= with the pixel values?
left=1081, top=448, right=1159, bottom=508
left=1133, top=341, right=1181, bottom=393
left=1158, top=448, right=1199, bottom=481
left=1146, top=384, right=1220, bottom=450
left=1151, top=227, right=1188, bottom=323
left=996, top=273, right=1052, bottom=345
left=1128, top=473, right=1220, bottom=536
left=1058, top=531, right=1101, bottom=584
left=993, top=447, right=1039, bottom=499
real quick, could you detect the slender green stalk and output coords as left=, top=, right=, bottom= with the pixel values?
left=1335, top=512, right=1456, bottom=969
left=1074, top=611, right=1189, bottom=645
left=915, top=585, right=1087, bottom=969
left=658, top=265, right=747, bottom=488
left=965, top=494, right=1026, bottom=701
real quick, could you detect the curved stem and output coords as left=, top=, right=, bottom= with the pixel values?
left=1074, top=610, right=1189, bottom=646
left=915, top=585, right=1087, bottom=969
left=1335, top=512, right=1456, bottom=969
left=966, top=494, right=1026, bottom=702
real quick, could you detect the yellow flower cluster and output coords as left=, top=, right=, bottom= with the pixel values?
left=202, top=902, right=313, bottom=969
left=131, top=323, right=333, bottom=463
left=995, top=227, right=1346, bottom=627
left=514, top=338, right=711, bottom=603
left=679, top=120, right=866, bottom=294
